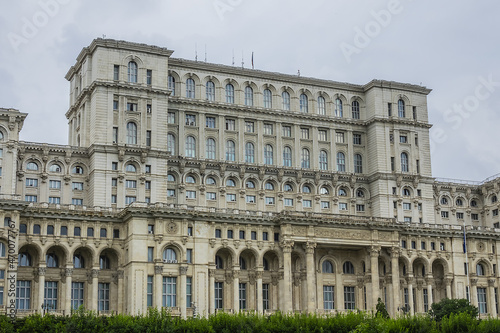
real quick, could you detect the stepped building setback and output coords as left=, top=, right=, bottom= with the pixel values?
left=0, top=38, right=499, bottom=317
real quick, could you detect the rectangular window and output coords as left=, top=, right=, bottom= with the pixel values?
left=263, top=123, right=273, bottom=135
left=147, top=276, right=153, bottom=307
left=148, top=225, right=154, bottom=234
left=185, top=114, right=196, bottom=126
left=146, top=70, right=152, bottom=85
left=404, top=288, right=409, bottom=311
left=413, top=106, right=417, bottom=120
left=111, top=161, right=118, bottom=171
left=303, top=200, right=312, bottom=208
left=126, top=102, right=138, bottom=112
left=145, top=181, right=151, bottom=190
left=16, top=280, right=31, bottom=310
left=145, top=165, right=151, bottom=173
left=146, top=131, right=151, bottom=146
left=403, top=202, right=411, bottom=210
left=353, top=133, right=362, bottom=145
left=72, top=182, right=84, bottom=191
left=215, top=282, right=223, bottom=309
left=421, top=241, right=426, bottom=250
left=60, top=226, right=68, bottom=236
left=440, top=242, right=445, bottom=251
left=186, top=277, right=192, bottom=308
left=113, top=229, right=120, bottom=239
left=262, top=232, right=268, bottom=241
left=111, top=178, right=117, bottom=187
left=74, top=227, right=81, bottom=237
left=416, top=160, right=420, bottom=173
left=339, top=202, right=348, bottom=211
left=87, top=227, right=94, bottom=237
left=167, top=189, right=176, bottom=197
left=400, top=135, right=408, bottom=143
left=98, top=283, right=110, bottom=311
left=186, top=249, right=193, bottom=263
left=466, top=286, right=470, bottom=302
left=187, top=226, right=193, bottom=236
left=225, top=119, right=236, bottom=131
left=388, top=103, right=392, bottom=117
left=282, top=125, right=291, bottom=137
left=44, top=281, right=58, bottom=311
left=457, top=212, right=464, bottom=219
left=336, top=132, right=345, bottom=143
left=423, top=289, right=429, bottom=312
left=356, top=204, right=365, bottom=212
left=126, top=180, right=137, bottom=188
left=113, top=65, right=119, bottom=80
left=0, top=270, right=4, bottom=279
left=274, top=233, right=280, bottom=242
left=246, top=195, right=256, bottom=203
left=72, top=198, right=83, bottom=206
left=391, top=157, right=395, bottom=171
left=147, top=247, right=154, bottom=262
left=239, top=230, right=245, bottom=240
left=411, top=241, right=416, bottom=249
left=251, top=231, right=257, bottom=240
left=26, top=178, right=38, bottom=187
left=245, top=121, right=254, bottom=133
left=239, top=283, right=247, bottom=309
left=324, top=285, right=335, bottom=310
left=48, top=197, right=60, bottom=204
left=206, top=116, right=216, bottom=128
left=113, top=100, right=119, bottom=111
left=125, top=196, right=136, bottom=204
left=226, top=193, right=236, bottom=202
left=431, top=242, right=435, bottom=250
left=441, top=211, right=449, bottom=218
left=186, top=191, right=196, bottom=199
left=265, top=197, right=275, bottom=205
left=344, top=286, right=356, bottom=310
left=207, top=192, right=216, bottom=200
left=167, top=112, right=175, bottom=124
left=227, top=230, right=233, bottom=239
left=263, top=283, right=270, bottom=310
left=301, top=128, right=310, bottom=139
left=472, top=213, right=479, bottom=221
left=401, top=240, right=407, bottom=248
left=25, top=195, right=37, bottom=203
left=478, top=287, right=488, bottom=314
left=283, top=198, right=294, bottom=206
left=111, top=195, right=117, bottom=204
left=162, top=277, right=177, bottom=307
left=493, top=209, right=499, bottom=216
left=49, top=180, right=61, bottom=189
left=318, top=129, right=327, bottom=141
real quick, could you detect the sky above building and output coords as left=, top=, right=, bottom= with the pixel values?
left=0, top=0, right=499, bottom=181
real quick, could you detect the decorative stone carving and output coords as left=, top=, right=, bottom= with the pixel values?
left=280, top=240, right=294, bottom=253
left=155, top=265, right=163, bottom=274
left=208, top=269, right=216, bottom=278
left=304, top=242, right=317, bottom=254
left=166, top=222, right=178, bottom=234
left=179, top=266, right=188, bottom=275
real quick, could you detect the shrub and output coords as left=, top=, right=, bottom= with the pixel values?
left=429, top=298, right=478, bottom=322
left=375, top=298, right=390, bottom=319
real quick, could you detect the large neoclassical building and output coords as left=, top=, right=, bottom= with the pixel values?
left=0, top=38, right=499, bottom=318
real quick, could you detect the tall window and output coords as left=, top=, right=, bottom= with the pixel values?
left=127, top=61, right=137, bottom=83
left=215, top=282, right=223, bottom=309
left=185, top=136, right=196, bottom=157
left=344, top=286, right=356, bottom=310
left=423, top=289, right=429, bottom=312
left=206, top=81, right=215, bottom=101
left=206, top=138, right=216, bottom=159
left=401, top=152, right=409, bottom=172
left=126, top=122, right=137, bottom=144
left=300, top=94, right=308, bottom=113
left=147, top=276, right=153, bottom=307
left=168, top=75, right=175, bottom=95
left=283, top=147, right=292, bottom=167
left=301, top=148, right=310, bottom=168
left=44, top=281, right=58, bottom=311
left=263, top=284, right=270, bottom=310
left=337, top=152, right=346, bottom=172
left=245, top=142, right=255, bottom=163
left=317, top=96, right=326, bottom=115
left=163, top=277, right=177, bottom=307
left=264, top=145, right=273, bottom=165
left=71, top=282, right=84, bottom=309
left=263, top=89, right=272, bottom=108
left=239, top=283, right=247, bottom=309
left=335, top=98, right=343, bottom=117
left=322, top=260, right=334, bottom=273
left=225, top=84, right=234, bottom=103
left=478, top=287, right=488, bottom=314
left=282, top=91, right=290, bottom=110
left=16, top=280, right=31, bottom=310
left=352, top=100, right=360, bottom=119
left=324, top=286, right=334, bottom=310
left=244, top=86, right=253, bottom=106
left=225, top=140, right=236, bottom=161
left=186, top=78, right=195, bottom=98
left=98, top=283, right=110, bottom=311
left=398, top=99, right=405, bottom=118
left=354, top=154, right=363, bottom=173
left=319, top=150, right=328, bottom=170
left=186, top=277, right=192, bottom=307
left=167, top=134, right=176, bottom=155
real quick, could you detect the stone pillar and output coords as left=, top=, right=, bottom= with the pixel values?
left=90, top=269, right=99, bottom=311
left=233, top=269, right=240, bottom=313
left=209, top=269, right=215, bottom=314
left=426, top=277, right=433, bottom=307
left=471, top=277, right=478, bottom=307
left=489, top=279, right=496, bottom=317
left=281, top=240, right=294, bottom=313
left=37, top=267, right=46, bottom=314
left=154, top=266, right=163, bottom=309
left=390, top=248, right=400, bottom=317
left=304, top=242, right=317, bottom=313
left=116, top=270, right=124, bottom=313
left=407, top=278, right=415, bottom=316
left=179, top=266, right=188, bottom=319
left=256, top=270, right=263, bottom=314
left=64, top=268, right=73, bottom=315
left=370, top=247, right=380, bottom=309
left=445, top=277, right=453, bottom=299
left=335, top=269, right=343, bottom=310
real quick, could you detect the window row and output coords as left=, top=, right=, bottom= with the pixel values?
left=18, top=224, right=119, bottom=238
left=25, top=162, right=85, bottom=174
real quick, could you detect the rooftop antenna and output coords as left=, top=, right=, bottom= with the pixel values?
left=195, top=43, right=198, bottom=62
left=232, top=49, right=235, bottom=66
left=297, top=70, right=301, bottom=77
left=204, top=44, right=207, bottom=62
left=241, top=50, right=244, bottom=69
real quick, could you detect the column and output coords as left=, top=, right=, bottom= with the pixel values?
left=154, top=265, right=163, bottom=309
left=91, top=269, right=99, bottom=311
left=445, top=277, right=453, bottom=299
left=471, top=277, right=478, bottom=308
left=233, top=269, right=240, bottom=313
left=305, top=242, right=317, bottom=312
left=426, top=277, right=433, bottom=306
left=335, top=269, right=343, bottom=311
left=116, top=270, right=124, bottom=313
left=390, top=248, right=400, bottom=317
left=370, top=247, right=380, bottom=309
left=489, top=279, right=496, bottom=317
left=64, top=268, right=73, bottom=315
left=281, top=240, right=294, bottom=313
left=179, top=266, right=187, bottom=319
left=407, top=277, right=414, bottom=316
left=256, top=270, right=263, bottom=314
left=38, top=267, right=46, bottom=314
left=209, top=269, right=215, bottom=314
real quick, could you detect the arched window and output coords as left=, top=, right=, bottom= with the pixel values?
left=163, top=248, right=177, bottom=261
left=186, top=175, right=196, bottom=184
left=354, top=154, right=363, bottom=173
left=492, top=196, right=498, bottom=203
left=401, top=152, right=409, bottom=172
left=206, top=81, right=215, bottom=101
left=226, top=179, right=236, bottom=187
left=186, top=78, right=195, bottom=98
left=264, top=144, right=273, bottom=165
left=477, top=263, right=485, bottom=276
left=245, top=142, right=255, bottom=163
left=126, top=122, right=137, bottom=144
left=225, top=84, right=234, bottom=103
left=319, top=150, right=328, bottom=170
left=206, top=138, right=216, bottom=159
left=73, top=254, right=85, bottom=269
left=265, top=182, right=274, bottom=191
left=263, top=89, right=272, bottom=108
left=246, top=180, right=255, bottom=189
left=185, top=136, right=196, bottom=157
left=239, top=257, right=247, bottom=270
left=0, top=131, right=4, bottom=141
left=338, top=188, right=347, bottom=196
left=263, top=258, right=269, bottom=271
left=46, top=254, right=58, bottom=268
left=127, top=61, right=138, bottom=83
left=352, top=100, right=360, bottom=119
left=317, top=96, right=326, bottom=115
left=168, top=75, right=176, bottom=96
left=456, top=198, right=463, bottom=206
left=283, top=147, right=292, bottom=167
left=99, top=255, right=110, bottom=269
left=300, top=94, right=308, bottom=113
left=26, top=162, right=39, bottom=171
left=225, top=140, right=236, bottom=161
left=337, top=152, right=346, bottom=172
left=471, top=200, right=478, bottom=207
left=167, top=134, right=176, bottom=155
left=168, top=174, right=176, bottom=182
left=284, top=183, right=293, bottom=192
left=343, top=261, right=355, bottom=274
left=398, top=99, right=405, bottom=117
left=440, top=197, right=449, bottom=205
left=206, top=177, right=216, bottom=185
left=125, top=164, right=136, bottom=173
left=18, top=253, right=31, bottom=266
left=320, top=187, right=329, bottom=195
left=335, top=98, right=343, bottom=117
left=301, top=148, right=310, bottom=168
left=215, top=255, right=223, bottom=269
left=49, top=164, right=62, bottom=173
left=303, top=185, right=311, bottom=193
left=72, top=166, right=84, bottom=174
left=322, top=260, right=334, bottom=273
left=244, top=86, right=253, bottom=106
left=402, top=188, right=411, bottom=196
left=282, top=91, right=291, bottom=111
left=356, top=189, right=365, bottom=198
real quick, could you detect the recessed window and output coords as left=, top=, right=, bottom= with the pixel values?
left=299, top=94, right=308, bottom=113
left=282, top=91, right=291, bottom=110
left=265, top=197, right=275, bottom=205
left=226, top=194, right=236, bottom=202
left=186, top=175, right=196, bottom=184
left=334, top=98, right=343, bottom=117
left=26, top=162, right=39, bottom=171
left=245, top=121, right=254, bottom=133
left=206, top=177, right=216, bottom=185
left=282, top=125, right=291, bottom=137
left=263, top=89, right=272, bottom=108
left=206, top=81, right=215, bottom=101
left=264, top=124, right=273, bottom=135
left=186, top=78, right=195, bottom=98
left=226, top=179, right=236, bottom=187
left=225, top=84, right=234, bottom=103
left=284, top=198, right=294, bottom=206
left=352, top=100, right=360, bottom=119
left=303, top=200, right=312, bottom=208
left=321, top=201, right=330, bottom=209
left=303, top=185, right=311, bottom=193
left=246, top=195, right=256, bottom=203
left=49, top=164, right=62, bottom=173
left=128, top=61, right=138, bottom=83
left=246, top=180, right=255, bottom=189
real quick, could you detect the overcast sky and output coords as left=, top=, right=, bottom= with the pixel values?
left=0, top=0, right=499, bottom=182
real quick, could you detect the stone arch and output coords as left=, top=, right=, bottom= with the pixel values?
left=45, top=244, right=70, bottom=267
left=474, top=258, right=491, bottom=276
left=411, top=256, right=430, bottom=277
left=160, top=242, right=184, bottom=263
left=98, top=247, right=121, bottom=270
left=214, top=246, right=236, bottom=269
left=398, top=256, right=411, bottom=276
left=318, top=254, right=340, bottom=274
left=262, top=249, right=281, bottom=271
left=72, top=246, right=95, bottom=270
left=18, top=243, right=42, bottom=266
left=238, top=248, right=259, bottom=270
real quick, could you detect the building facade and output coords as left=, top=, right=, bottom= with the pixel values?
left=0, top=38, right=499, bottom=318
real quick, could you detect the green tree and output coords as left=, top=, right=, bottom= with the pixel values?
left=375, top=297, right=390, bottom=319
left=428, top=298, right=478, bottom=322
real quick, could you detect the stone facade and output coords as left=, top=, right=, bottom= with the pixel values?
left=0, top=38, right=499, bottom=317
